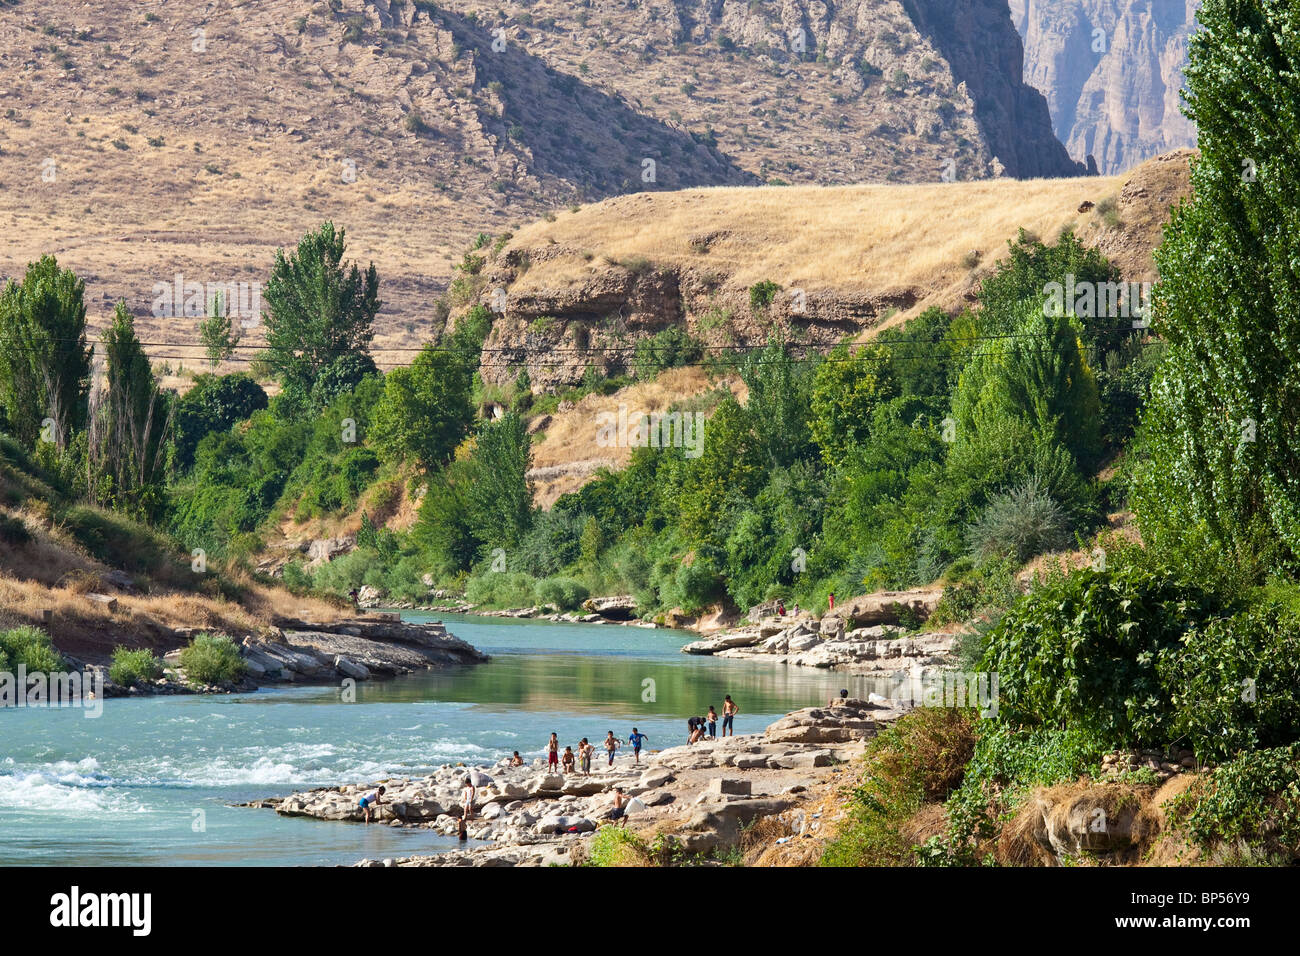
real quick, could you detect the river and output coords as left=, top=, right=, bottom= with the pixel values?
left=0, top=612, right=892, bottom=866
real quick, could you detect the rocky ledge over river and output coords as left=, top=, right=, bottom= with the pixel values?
left=241, top=697, right=908, bottom=866
left=237, top=616, right=488, bottom=685
left=93, top=616, right=488, bottom=697
left=681, top=590, right=958, bottom=673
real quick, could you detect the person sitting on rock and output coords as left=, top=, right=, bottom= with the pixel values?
left=510, top=751, right=524, bottom=767
left=358, top=785, right=386, bottom=824
left=562, top=746, right=576, bottom=774
left=828, top=688, right=850, bottom=708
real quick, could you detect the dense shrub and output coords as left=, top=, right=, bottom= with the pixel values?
left=632, top=327, right=704, bottom=380
left=464, top=570, right=539, bottom=608
left=178, top=633, right=246, bottom=685
left=533, top=576, right=590, bottom=610
left=966, top=477, right=1071, bottom=564
left=0, top=626, right=65, bottom=673
left=1160, top=604, right=1300, bottom=761
left=980, top=565, right=1226, bottom=745
left=1167, top=744, right=1300, bottom=855
left=109, top=647, right=164, bottom=687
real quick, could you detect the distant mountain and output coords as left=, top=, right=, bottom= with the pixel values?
left=0, top=0, right=1080, bottom=355
left=1009, top=0, right=1200, bottom=174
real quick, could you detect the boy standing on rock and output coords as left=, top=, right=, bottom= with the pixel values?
left=722, top=695, right=738, bottom=737
left=604, top=730, right=620, bottom=767
left=579, top=738, right=593, bottom=775
left=547, top=732, right=559, bottom=773
left=359, top=785, right=386, bottom=824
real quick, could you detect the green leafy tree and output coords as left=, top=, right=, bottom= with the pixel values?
left=88, top=303, right=172, bottom=520
left=466, top=413, right=534, bottom=553
left=579, top=515, right=604, bottom=565
left=809, top=341, right=890, bottom=466
left=173, top=372, right=268, bottom=469
left=740, top=338, right=814, bottom=468
left=977, top=229, right=1117, bottom=340
left=0, top=255, right=91, bottom=450
left=1134, top=0, right=1300, bottom=577
left=952, top=304, right=1102, bottom=471
left=370, top=344, right=474, bottom=472
left=262, top=222, right=380, bottom=408
left=198, top=291, right=240, bottom=368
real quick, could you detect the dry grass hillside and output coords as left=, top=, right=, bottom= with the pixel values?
left=474, top=149, right=1193, bottom=390
left=1, top=0, right=1082, bottom=378
left=0, top=445, right=343, bottom=662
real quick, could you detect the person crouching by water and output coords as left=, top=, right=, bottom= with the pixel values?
left=359, top=786, right=386, bottom=824
left=687, top=714, right=706, bottom=744
left=562, top=745, right=576, bottom=774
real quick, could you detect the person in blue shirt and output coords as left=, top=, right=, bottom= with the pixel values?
left=628, top=728, right=649, bottom=764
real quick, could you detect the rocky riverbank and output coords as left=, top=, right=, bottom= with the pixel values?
left=241, top=697, right=907, bottom=867
left=87, top=615, right=488, bottom=698
left=238, top=616, right=487, bottom=685
left=681, top=590, right=960, bottom=674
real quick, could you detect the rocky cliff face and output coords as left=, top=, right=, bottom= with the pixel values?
left=1009, top=0, right=1199, bottom=174
left=493, top=0, right=1084, bottom=182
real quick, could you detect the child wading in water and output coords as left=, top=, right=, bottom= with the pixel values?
left=358, top=786, right=386, bottom=824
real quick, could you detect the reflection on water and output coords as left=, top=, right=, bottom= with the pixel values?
left=0, top=612, right=901, bottom=866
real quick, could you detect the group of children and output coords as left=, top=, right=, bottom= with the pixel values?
left=687, top=695, right=738, bottom=744
left=354, top=699, right=741, bottom=832
left=542, top=727, right=653, bottom=775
